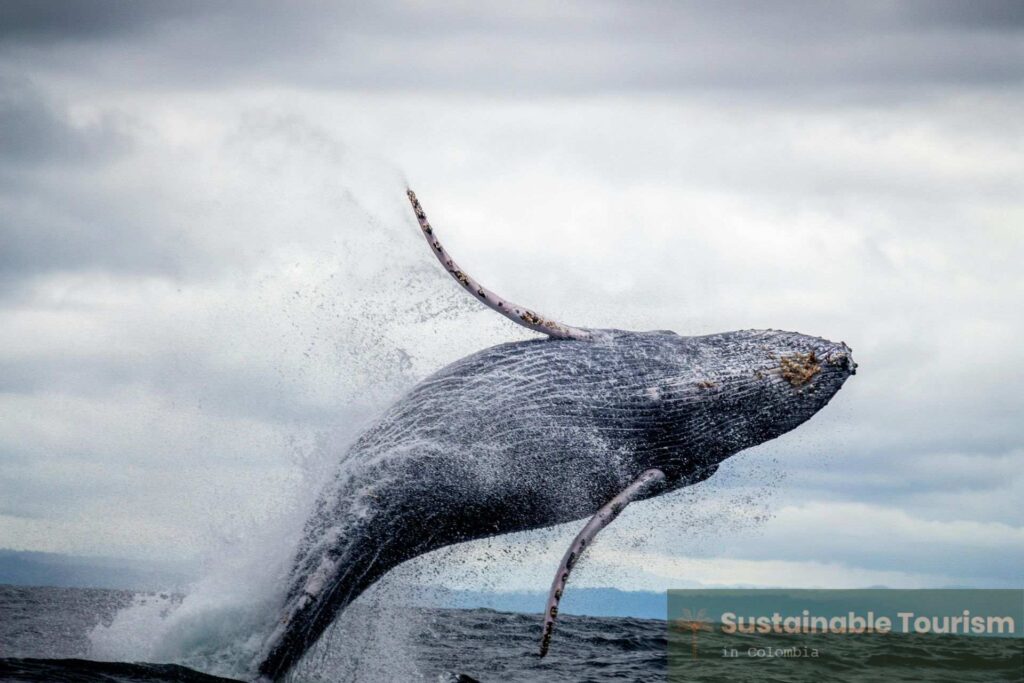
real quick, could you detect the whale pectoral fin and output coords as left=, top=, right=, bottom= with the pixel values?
left=406, top=189, right=591, bottom=340
left=538, top=468, right=667, bottom=658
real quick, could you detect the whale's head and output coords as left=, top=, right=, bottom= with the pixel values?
left=605, top=328, right=856, bottom=481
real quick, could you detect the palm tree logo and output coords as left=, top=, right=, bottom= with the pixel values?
left=674, top=608, right=712, bottom=658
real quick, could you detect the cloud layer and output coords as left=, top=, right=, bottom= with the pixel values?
left=0, top=2, right=1021, bottom=594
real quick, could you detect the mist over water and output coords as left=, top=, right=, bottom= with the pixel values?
left=81, top=149, right=487, bottom=678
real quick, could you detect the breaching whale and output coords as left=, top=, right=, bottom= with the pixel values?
left=253, top=190, right=856, bottom=679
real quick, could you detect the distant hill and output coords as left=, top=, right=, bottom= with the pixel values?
left=422, top=587, right=667, bottom=621
left=0, top=549, right=666, bottom=619
left=0, top=549, right=194, bottom=591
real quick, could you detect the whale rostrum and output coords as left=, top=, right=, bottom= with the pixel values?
left=253, top=190, right=857, bottom=680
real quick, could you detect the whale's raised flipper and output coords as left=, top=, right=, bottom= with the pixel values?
left=538, top=468, right=667, bottom=657
left=406, top=189, right=592, bottom=341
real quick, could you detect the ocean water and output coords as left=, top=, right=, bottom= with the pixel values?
left=0, top=585, right=665, bottom=682
left=2, top=585, right=1021, bottom=682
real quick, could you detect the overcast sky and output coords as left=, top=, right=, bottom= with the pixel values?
left=1, top=1, right=1022, bottom=597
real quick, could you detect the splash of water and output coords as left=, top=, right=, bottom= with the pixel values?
left=85, top=133, right=494, bottom=679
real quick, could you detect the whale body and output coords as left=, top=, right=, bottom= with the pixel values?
left=255, top=327, right=856, bottom=679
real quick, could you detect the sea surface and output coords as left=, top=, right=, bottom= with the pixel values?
left=1, top=585, right=1021, bottom=682
left=0, top=584, right=665, bottom=682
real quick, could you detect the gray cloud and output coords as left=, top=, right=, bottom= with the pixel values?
left=0, top=77, right=129, bottom=164
left=0, top=78, right=145, bottom=281
left=0, top=1, right=1021, bottom=96
left=0, top=1, right=195, bottom=42
left=0, top=92, right=361, bottom=282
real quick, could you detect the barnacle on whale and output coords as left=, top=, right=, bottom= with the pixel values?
left=779, top=351, right=821, bottom=387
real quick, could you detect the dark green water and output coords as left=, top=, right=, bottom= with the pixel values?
left=668, top=626, right=1023, bottom=682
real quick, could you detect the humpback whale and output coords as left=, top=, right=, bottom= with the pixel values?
left=253, top=190, right=856, bottom=680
